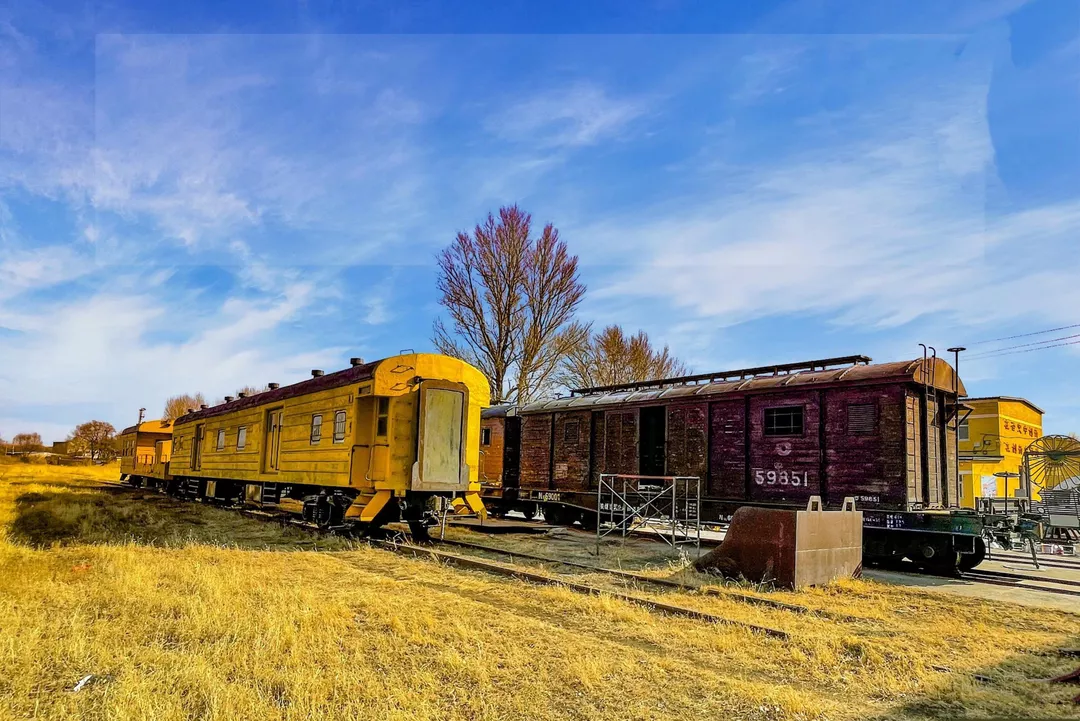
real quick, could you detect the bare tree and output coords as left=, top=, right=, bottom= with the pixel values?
left=68, top=421, right=117, bottom=462
left=163, top=393, right=207, bottom=422
left=560, top=325, right=689, bottom=390
left=433, top=205, right=588, bottom=403
left=11, top=432, right=43, bottom=452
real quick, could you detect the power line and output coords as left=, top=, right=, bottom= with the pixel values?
left=967, top=322, right=1080, bottom=346
left=965, top=332, right=1080, bottom=359
left=966, top=338, right=1080, bottom=361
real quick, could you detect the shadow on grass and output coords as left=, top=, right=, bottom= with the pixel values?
left=871, top=644, right=1080, bottom=720
left=7, top=486, right=354, bottom=551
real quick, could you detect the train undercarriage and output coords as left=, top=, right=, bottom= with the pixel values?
left=122, top=473, right=443, bottom=539
left=483, top=487, right=1005, bottom=573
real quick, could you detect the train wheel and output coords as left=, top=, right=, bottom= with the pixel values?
left=913, top=541, right=960, bottom=575
left=957, top=538, right=987, bottom=572
left=543, top=504, right=567, bottom=526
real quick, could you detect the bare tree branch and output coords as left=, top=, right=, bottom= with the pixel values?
left=69, top=420, right=117, bottom=462
left=558, top=325, right=690, bottom=390
left=433, top=205, right=586, bottom=403
left=163, top=393, right=207, bottom=422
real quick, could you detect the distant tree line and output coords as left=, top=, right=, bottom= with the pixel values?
left=2, top=422, right=119, bottom=463
left=433, top=204, right=689, bottom=403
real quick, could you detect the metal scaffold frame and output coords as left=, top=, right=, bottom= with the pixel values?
left=596, top=474, right=701, bottom=556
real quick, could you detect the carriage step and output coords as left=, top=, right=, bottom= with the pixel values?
left=260, top=483, right=281, bottom=505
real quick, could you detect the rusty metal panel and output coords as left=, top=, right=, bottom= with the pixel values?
left=519, top=413, right=552, bottom=489
left=708, top=401, right=746, bottom=498
left=666, top=403, right=707, bottom=479
left=823, top=386, right=907, bottom=508
left=747, top=392, right=821, bottom=503
left=793, top=498, right=863, bottom=588
left=694, top=497, right=862, bottom=589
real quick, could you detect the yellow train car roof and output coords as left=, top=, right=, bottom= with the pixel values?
left=119, top=419, right=173, bottom=436
left=173, top=353, right=489, bottom=426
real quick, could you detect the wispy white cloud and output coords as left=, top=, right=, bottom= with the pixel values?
left=0, top=275, right=344, bottom=432
left=583, top=75, right=1080, bottom=334
left=488, top=83, right=645, bottom=148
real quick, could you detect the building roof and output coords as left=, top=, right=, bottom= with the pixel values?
left=521, top=357, right=964, bottom=414
left=962, top=396, right=1045, bottom=415
left=118, top=419, right=173, bottom=436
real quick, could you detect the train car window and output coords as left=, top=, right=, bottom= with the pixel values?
left=216, top=429, right=225, bottom=451
left=564, top=420, right=580, bottom=443
left=333, top=410, right=346, bottom=443
left=310, top=414, right=323, bottom=444
left=376, top=397, right=390, bottom=437
left=764, top=406, right=804, bottom=436
left=481, top=427, right=491, bottom=446
left=237, top=426, right=247, bottom=450
left=959, top=420, right=969, bottom=441
left=847, top=403, right=877, bottom=435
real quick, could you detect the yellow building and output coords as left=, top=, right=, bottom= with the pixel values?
left=958, top=396, right=1044, bottom=507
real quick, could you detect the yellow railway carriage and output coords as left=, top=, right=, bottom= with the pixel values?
left=168, top=353, right=489, bottom=534
left=118, top=420, right=173, bottom=486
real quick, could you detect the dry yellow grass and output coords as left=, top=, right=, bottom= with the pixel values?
left=0, top=463, right=1077, bottom=720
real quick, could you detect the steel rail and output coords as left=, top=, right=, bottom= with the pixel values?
left=369, top=537, right=791, bottom=639
left=432, top=536, right=865, bottom=622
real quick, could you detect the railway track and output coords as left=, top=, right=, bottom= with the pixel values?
left=99, top=481, right=1080, bottom=605
left=433, top=536, right=864, bottom=622
left=959, top=568, right=1080, bottom=598
left=984, top=551, right=1080, bottom=572
left=114, top=485, right=791, bottom=638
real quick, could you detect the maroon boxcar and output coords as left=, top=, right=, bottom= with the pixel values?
left=487, top=355, right=986, bottom=570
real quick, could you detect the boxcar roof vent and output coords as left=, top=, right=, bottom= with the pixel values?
left=199, top=404, right=208, bottom=410
left=186, top=408, right=194, bottom=414
left=311, top=369, right=324, bottom=377
left=268, top=382, right=280, bottom=390
left=237, top=392, right=247, bottom=398
left=350, top=357, right=364, bottom=366
left=570, top=354, right=873, bottom=397
left=224, top=396, right=234, bottom=403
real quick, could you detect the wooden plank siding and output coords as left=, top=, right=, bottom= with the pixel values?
left=479, top=416, right=506, bottom=484
left=552, top=411, right=592, bottom=490
left=708, top=400, right=746, bottom=498
left=747, top=391, right=822, bottom=504
left=519, top=414, right=553, bottom=490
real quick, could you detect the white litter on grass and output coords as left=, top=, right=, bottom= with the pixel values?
left=72, top=675, right=94, bottom=692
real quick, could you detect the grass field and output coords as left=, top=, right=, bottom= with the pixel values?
left=0, top=463, right=1077, bottom=720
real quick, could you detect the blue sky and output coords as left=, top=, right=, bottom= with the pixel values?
left=1, top=0, right=1079, bottom=442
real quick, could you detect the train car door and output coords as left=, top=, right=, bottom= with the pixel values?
left=502, top=415, right=521, bottom=488
left=414, top=383, right=467, bottom=491
left=263, top=408, right=283, bottom=472
left=192, top=424, right=205, bottom=471
left=639, top=406, right=666, bottom=476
